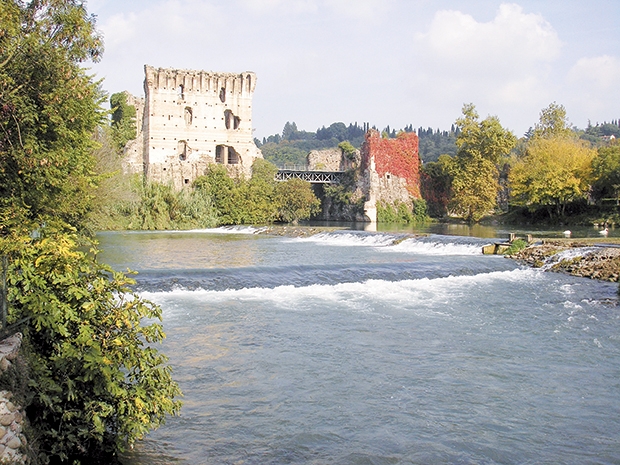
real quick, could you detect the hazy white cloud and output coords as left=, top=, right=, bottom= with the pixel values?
left=565, top=55, right=620, bottom=121
left=87, top=0, right=620, bottom=137
left=416, top=4, right=561, bottom=77
left=327, top=0, right=392, bottom=20
left=568, top=55, right=620, bottom=91
left=94, top=0, right=225, bottom=96
left=239, top=0, right=318, bottom=15
left=102, top=0, right=221, bottom=48
left=239, top=0, right=389, bottom=20
left=410, top=3, right=564, bottom=132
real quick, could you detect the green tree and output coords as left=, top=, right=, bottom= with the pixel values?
left=282, top=121, right=298, bottom=140
left=0, top=0, right=105, bottom=229
left=0, top=3, right=183, bottom=463
left=110, top=92, right=137, bottom=151
left=2, top=226, right=182, bottom=463
left=420, top=155, right=452, bottom=217
left=532, top=102, right=573, bottom=140
left=194, top=164, right=240, bottom=224
left=276, top=179, right=321, bottom=224
left=455, top=104, right=517, bottom=165
left=449, top=104, right=517, bottom=222
left=509, top=136, right=596, bottom=217
left=260, top=142, right=308, bottom=166
left=448, top=155, right=500, bottom=222
left=591, top=142, right=620, bottom=204
left=338, top=141, right=357, bottom=160
left=246, top=159, right=279, bottom=223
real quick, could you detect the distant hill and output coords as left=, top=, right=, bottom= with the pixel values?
left=255, top=121, right=459, bottom=166
left=256, top=119, right=620, bottom=167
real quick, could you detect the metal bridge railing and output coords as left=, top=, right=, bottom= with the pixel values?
left=275, top=169, right=345, bottom=184
left=275, top=164, right=311, bottom=171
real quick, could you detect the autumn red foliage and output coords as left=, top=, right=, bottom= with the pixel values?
left=361, top=130, right=421, bottom=197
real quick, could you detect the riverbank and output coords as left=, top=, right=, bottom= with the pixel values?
left=511, top=240, right=620, bottom=282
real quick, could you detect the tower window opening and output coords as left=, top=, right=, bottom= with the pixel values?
left=178, top=140, right=188, bottom=161
left=224, top=110, right=241, bottom=130
left=227, top=147, right=239, bottom=164
left=215, top=145, right=224, bottom=164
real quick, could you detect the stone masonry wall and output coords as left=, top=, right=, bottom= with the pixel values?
left=0, top=333, right=27, bottom=464
left=360, top=130, right=421, bottom=222
left=307, top=148, right=359, bottom=171
left=141, top=65, right=263, bottom=189
left=121, top=92, right=145, bottom=176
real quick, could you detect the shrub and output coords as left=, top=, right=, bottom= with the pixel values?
left=377, top=199, right=429, bottom=223
left=503, top=239, right=528, bottom=256
left=2, top=226, right=182, bottom=463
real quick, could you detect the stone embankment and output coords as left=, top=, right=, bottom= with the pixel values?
left=0, top=333, right=27, bottom=464
left=512, top=241, right=620, bottom=282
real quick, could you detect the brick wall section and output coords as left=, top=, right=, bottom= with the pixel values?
left=361, top=130, right=421, bottom=198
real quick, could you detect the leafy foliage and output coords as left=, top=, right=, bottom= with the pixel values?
left=377, top=199, right=428, bottom=224
left=532, top=102, right=573, bottom=140
left=416, top=126, right=459, bottom=162
left=448, top=155, right=500, bottom=222
left=86, top=126, right=140, bottom=231
left=509, top=136, right=596, bottom=217
left=276, top=178, right=321, bottom=224
left=591, top=142, right=620, bottom=203
left=1, top=3, right=184, bottom=463
left=455, top=104, right=517, bottom=165
left=194, top=160, right=320, bottom=225
left=130, top=180, right=217, bottom=230
left=448, top=104, right=517, bottom=222
left=110, top=92, right=137, bottom=151
left=1, top=226, right=182, bottom=463
left=420, top=155, right=452, bottom=217
left=338, top=141, right=357, bottom=159
left=503, top=239, right=528, bottom=256
left=0, top=0, right=104, bottom=229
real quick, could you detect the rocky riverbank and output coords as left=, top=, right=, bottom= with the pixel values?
left=512, top=241, right=620, bottom=282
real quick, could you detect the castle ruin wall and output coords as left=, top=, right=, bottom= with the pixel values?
left=360, top=130, right=421, bottom=222
left=307, top=148, right=359, bottom=172
left=136, top=65, right=262, bottom=189
left=121, top=91, right=145, bottom=175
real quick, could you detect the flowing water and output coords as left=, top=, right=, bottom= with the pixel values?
left=97, top=227, right=620, bottom=465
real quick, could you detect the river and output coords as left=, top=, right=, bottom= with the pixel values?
left=96, top=225, right=620, bottom=465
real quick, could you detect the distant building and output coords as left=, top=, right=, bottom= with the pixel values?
left=123, top=65, right=262, bottom=189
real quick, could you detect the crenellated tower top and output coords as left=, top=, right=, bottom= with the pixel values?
left=144, top=65, right=256, bottom=98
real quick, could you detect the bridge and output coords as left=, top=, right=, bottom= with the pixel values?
left=275, top=165, right=345, bottom=184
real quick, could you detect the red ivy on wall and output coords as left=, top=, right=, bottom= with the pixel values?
left=361, top=130, right=421, bottom=198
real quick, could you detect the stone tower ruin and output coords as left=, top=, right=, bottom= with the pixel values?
left=132, top=65, right=262, bottom=189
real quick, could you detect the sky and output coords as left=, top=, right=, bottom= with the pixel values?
left=86, top=0, right=620, bottom=139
